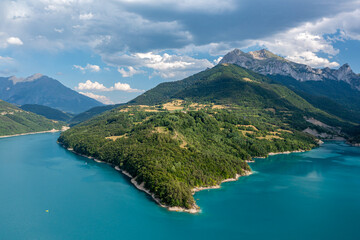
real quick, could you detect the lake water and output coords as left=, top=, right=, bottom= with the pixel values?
left=1, top=133, right=359, bottom=240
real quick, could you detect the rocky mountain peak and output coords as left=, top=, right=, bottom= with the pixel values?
left=333, top=63, right=358, bottom=84
left=9, top=73, right=45, bottom=84
left=26, top=73, right=44, bottom=81
left=220, top=49, right=360, bottom=90
left=339, top=63, right=352, bottom=72
left=230, top=48, right=245, bottom=55
left=249, top=49, right=284, bottom=60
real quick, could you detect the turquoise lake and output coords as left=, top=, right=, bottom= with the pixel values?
left=1, top=133, right=360, bottom=240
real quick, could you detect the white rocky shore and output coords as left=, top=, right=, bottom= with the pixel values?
left=115, top=166, right=253, bottom=214
left=62, top=145, right=255, bottom=214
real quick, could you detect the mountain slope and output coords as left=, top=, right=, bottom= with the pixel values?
left=220, top=49, right=360, bottom=89
left=69, top=104, right=121, bottom=126
left=130, top=63, right=305, bottom=108
left=0, top=100, right=65, bottom=136
left=219, top=49, right=360, bottom=123
left=0, top=74, right=103, bottom=113
left=131, top=64, right=350, bottom=131
left=20, top=104, right=74, bottom=122
left=59, top=64, right=352, bottom=212
left=267, top=75, right=360, bottom=123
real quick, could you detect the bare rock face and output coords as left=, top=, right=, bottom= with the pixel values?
left=220, top=49, right=360, bottom=90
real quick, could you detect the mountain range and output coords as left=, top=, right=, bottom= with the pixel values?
left=220, top=49, right=360, bottom=123
left=220, top=49, right=360, bottom=89
left=67, top=49, right=360, bottom=126
left=0, top=74, right=103, bottom=114
left=1, top=47, right=356, bottom=212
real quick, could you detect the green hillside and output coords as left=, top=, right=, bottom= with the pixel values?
left=69, top=104, right=121, bottom=126
left=20, top=104, right=74, bottom=122
left=268, top=75, right=360, bottom=124
left=59, top=64, right=355, bottom=211
left=131, top=64, right=351, bottom=132
left=0, top=100, right=65, bottom=136
left=59, top=105, right=317, bottom=211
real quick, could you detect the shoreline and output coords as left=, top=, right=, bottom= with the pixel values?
left=60, top=143, right=253, bottom=214
left=192, top=171, right=252, bottom=193
left=58, top=140, right=352, bottom=213
left=117, top=167, right=253, bottom=213
left=0, top=128, right=61, bottom=139
left=254, top=139, right=325, bottom=159
left=115, top=167, right=200, bottom=213
left=253, top=149, right=308, bottom=159
left=268, top=149, right=307, bottom=156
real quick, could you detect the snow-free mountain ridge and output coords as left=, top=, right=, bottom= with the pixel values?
left=220, top=49, right=360, bottom=90
left=0, top=74, right=103, bottom=113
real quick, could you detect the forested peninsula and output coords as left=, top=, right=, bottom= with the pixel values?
left=59, top=64, right=350, bottom=212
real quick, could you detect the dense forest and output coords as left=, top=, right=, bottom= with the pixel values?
left=268, top=75, right=360, bottom=124
left=59, top=64, right=357, bottom=211
left=59, top=103, right=318, bottom=210
left=0, top=100, right=65, bottom=136
left=20, top=104, right=74, bottom=122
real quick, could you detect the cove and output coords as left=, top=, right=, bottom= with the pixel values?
left=0, top=133, right=359, bottom=240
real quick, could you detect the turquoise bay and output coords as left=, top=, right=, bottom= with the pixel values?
left=1, top=133, right=360, bottom=240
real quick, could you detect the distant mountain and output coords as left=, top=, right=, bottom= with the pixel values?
left=69, top=104, right=121, bottom=126
left=220, top=49, right=360, bottom=90
left=0, top=74, right=103, bottom=113
left=20, top=104, right=74, bottom=122
left=0, top=99, right=64, bottom=136
left=219, top=49, right=360, bottom=123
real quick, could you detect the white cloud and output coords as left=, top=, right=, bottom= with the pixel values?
left=118, top=66, right=143, bottom=77
left=0, top=0, right=360, bottom=76
left=213, top=57, right=223, bottom=64
left=118, top=0, right=237, bottom=13
left=136, top=52, right=214, bottom=78
left=0, top=56, right=14, bottom=62
left=286, top=51, right=339, bottom=68
left=104, top=52, right=214, bottom=79
left=113, top=82, right=140, bottom=92
left=74, top=63, right=101, bottom=72
left=79, top=13, right=93, bottom=20
left=7, top=37, right=23, bottom=45
left=5, top=1, right=31, bottom=20
left=0, top=0, right=194, bottom=53
left=79, top=92, right=114, bottom=104
left=240, top=9, right=360, bottom=68
left=75, top=80, right=143, bottom=92
left=76, top=80, right=107, bottom=91
left=246, top=30, right=340, bottom=68
left=54, top=28, right=64, bottom=33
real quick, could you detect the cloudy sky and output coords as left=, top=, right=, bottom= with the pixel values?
left=1, top=0, right=360, bottom=104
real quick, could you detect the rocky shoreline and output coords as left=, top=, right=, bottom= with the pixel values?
left=116, top=167, right=252, bottom=214
left=268, top=150, right=307, bottom=156
left=60, top=143, right=253, bottom=214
